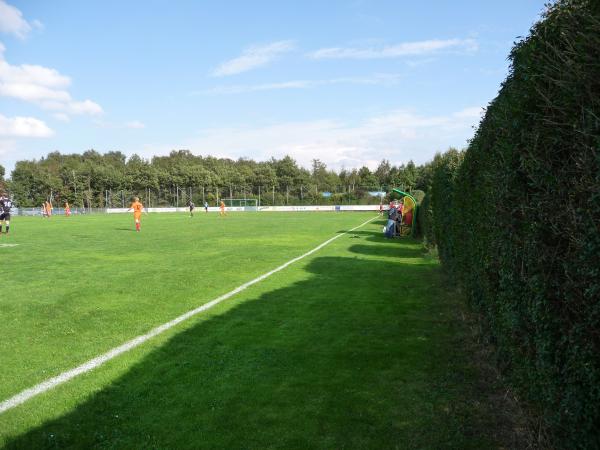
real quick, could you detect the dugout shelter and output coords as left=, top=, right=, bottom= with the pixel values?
left=392, top=189, right=417, bottom=237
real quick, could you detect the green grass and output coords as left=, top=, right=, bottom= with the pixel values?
left=1, top=212, right=500, bottom=448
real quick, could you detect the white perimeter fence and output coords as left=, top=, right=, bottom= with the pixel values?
left=14, top=205, right=384, bottom=216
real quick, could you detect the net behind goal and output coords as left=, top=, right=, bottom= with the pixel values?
left=222, top=198, right=258, bottom=208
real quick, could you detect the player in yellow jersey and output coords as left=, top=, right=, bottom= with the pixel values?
left=127, top=197, right=146, bottom=232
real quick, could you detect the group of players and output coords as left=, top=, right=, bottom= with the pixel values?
left=0, top=194, right=229, bottom=235
left=40, top=201, right=72, bottom=218
left=129, top=198, right=227, bottom=232
left=186, top=200, right=213, bottom=218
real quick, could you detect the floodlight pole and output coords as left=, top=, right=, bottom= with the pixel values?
left=272, top=186, right=275, bottom=205
left=258, top=185, right=261, bottom=207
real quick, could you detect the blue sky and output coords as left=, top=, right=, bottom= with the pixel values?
left=1, top=0, right=547, bottom=174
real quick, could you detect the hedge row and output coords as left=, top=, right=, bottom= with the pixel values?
left=430, top=1, right=600, bottom=447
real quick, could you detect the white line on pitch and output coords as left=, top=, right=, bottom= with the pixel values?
left=0, top=216, right=377, bottom=415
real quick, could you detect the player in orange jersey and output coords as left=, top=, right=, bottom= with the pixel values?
left=64, top=201, right=71, bottom=217
left=219, top=200, right=226, bottom=216
left=127, top=197, right=146, bottom=232
left=45, top=200, right=53, bottom=218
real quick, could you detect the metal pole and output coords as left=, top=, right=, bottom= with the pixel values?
left=202, top=186, right=205, bottom=203
left=72, top=170, right=77, bottom=207
left=272, top=185, right=275, bottom=205
left=258, top=185, right=261, bottom=207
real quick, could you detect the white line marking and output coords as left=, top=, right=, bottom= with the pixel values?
left=0, top=243, right=19, bottom=248
left=0, top=216, right=377, bottom=415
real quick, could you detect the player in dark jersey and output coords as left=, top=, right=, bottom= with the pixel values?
left=0, top=194, right=13, bottom=234
left=188, top=200, right=195, bottom=217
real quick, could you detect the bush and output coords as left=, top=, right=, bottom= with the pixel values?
left=431, top=1, right=600, bottom=446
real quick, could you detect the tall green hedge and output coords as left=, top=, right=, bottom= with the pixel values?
left=418, top=150, right=463, bottom=247
left=432, top=1, right=600, bottom=446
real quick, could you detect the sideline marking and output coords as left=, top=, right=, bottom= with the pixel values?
left=0, top=216, right=377, bottom=415
left=0, top=243, right=19, bottom=248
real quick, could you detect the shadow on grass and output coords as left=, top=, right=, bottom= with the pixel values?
left=4, top=250, right=492, bottom=449
left=339, top=226, right=418, bottom=246
left=348, top=243, right=426, bottom=259
left=338, top=229, right=384, bottom=238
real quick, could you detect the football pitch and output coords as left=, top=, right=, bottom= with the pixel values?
left=1, top=212, right=496, bottom=448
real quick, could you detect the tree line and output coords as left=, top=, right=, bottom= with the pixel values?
left=1, top=150, right=438, bottom=208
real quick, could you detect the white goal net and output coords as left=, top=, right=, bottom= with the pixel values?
left=221, top=198, right=258, bottom=207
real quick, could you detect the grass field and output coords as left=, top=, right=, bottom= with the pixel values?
left=1, top=212, right=504, bottom=448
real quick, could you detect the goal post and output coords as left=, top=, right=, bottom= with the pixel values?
left=221, top=198, right=258, bottom=208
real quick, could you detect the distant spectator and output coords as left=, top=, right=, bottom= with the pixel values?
left=395, top=200, right=403, bottom=235
left=385, top=202, right=398, bottom=238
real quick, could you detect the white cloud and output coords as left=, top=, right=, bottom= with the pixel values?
left=31, top=19, right=44, bottom=31
left=0, top=0, right=32, bottom=39
left=63, top=99, right=103, bottom=115
left=212, top=40, right=295, bottom=77
left=198, top=73, right=402, bottom=95
left=125, top=120, right=145, bottom=129
left=141, top=106, right=482, bottom=171
left=452, top=106, right=484, bottom=119
left=0, top=114, right=53, bottom=137
left=309, top=38, right=478, bottom=59
left=52, top=113, right=70, bottom=122
left=0, top=45, right=103, bottom=116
